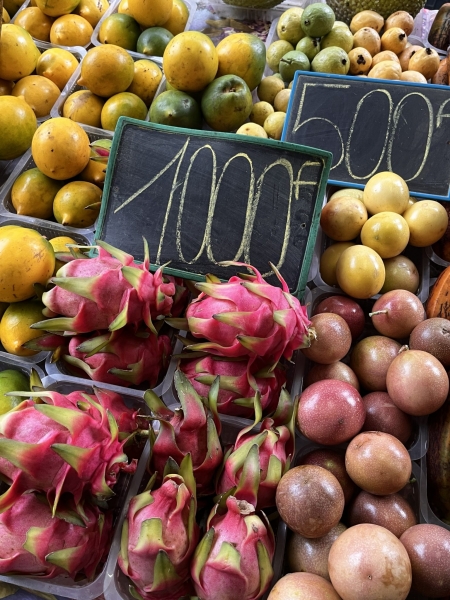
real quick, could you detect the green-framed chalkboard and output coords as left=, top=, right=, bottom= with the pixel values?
left=97, top=118, right=332, bottom=298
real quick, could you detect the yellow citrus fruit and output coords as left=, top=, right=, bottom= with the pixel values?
left=74, top=0, right=109, bottom=27
left=336, top=245, right=385, bottom=299
left=257, top=75, right=285, bottom=104
left=0, top=96, right=37, bottom=160
left=0, top=369, right=31, bottom=415
left=2, top=8, right=11, bottom=23
left=49, top=235, right=77, bottom=274
left=164, top=0, right=188, bottom=35
left=266, top=40, right=294, bottom=73
left=63, top=89, right=105, bottom=128
left=360, top=211, right=410, bottom=258
left=11, top=75, right=61, bottom=118
left=216, top=33, right=266, bottom=91
left=403, top=200, right=449, bottom=247
left=32, top=117, right=91, bottom=180
left=363, top=171, right=410, bottom=215
left=50, top=14, right=94, bottom=47
left=13, top=7, right=54, bottom=42
left=11, top=167, right=64, bottom=219
left=163, top=31, right=218, bottom=93
left=126, top=59, right=162, bottom=106
left=0, top=300, right=47, bottom=356
left=128, top=0, right=173, bottom=28
left=100, top=91, right=147, bottom=131
left=0, top=226, right=55, bottom=303
left=53, top=181, right=102, bottom=227
left=320, top=196, right=368, bottom=241
left=78, top=45, right=135, bottom=98
left=0, top=80, right=14, bottom=96
left=0, top=24, right=39, bottom=81
left=250, top=101, right=274, bottom=127
left=79, top=157, right=107, bottom=187
left=236, top=123, right=268, bottom=138
left=118, top=0, right=132, bottom=14
left=36, top=48, right=79, bottom=91
left=264, top=111, right=286, bottom=140
left=34, top=0, right=81, bottom=17
left=319, top=241, right=355, bottom=286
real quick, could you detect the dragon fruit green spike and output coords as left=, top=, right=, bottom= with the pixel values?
left=216, top=388, right=298, bottom=509
left=179, top=355, right=287, bottom=418
left=0, top=395, right=136, bottom=515
left=0, top=492, right=112, bottom=579
left=118, top=454, right=199, bottom=600
left=144, top=370, right=223, bottom=496
left=31, top=239, right=187, bottom=335
left=191, top=492, right=275, bottom=600
left=177, top=262, right=313, bottom=366
left=64, top=328, right=172, bottom=388
left=23, top=386, right=140, bottom=435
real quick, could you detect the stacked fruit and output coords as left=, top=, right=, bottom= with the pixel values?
left=318, top=171, right=448, bottom=298
left=26, top=237, right=188, bottom=388
left=265, top=4, right=442, bottom=87
left=0, top=377, right=142, bottom=581
left=58, top=44, right=162, bottom=131
left=117, top=261, right=313, bottom=599
left=13, top=0, right=109, bottom=47
left=97, top=0, right=189, bottom=56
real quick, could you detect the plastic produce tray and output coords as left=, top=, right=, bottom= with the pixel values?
left=419, top=448, right=450, bottom=531
left=91, top=0, right=197, bottom=64
left=0, top=354, right=45, bottom=383
left=306, top=285, right=428, bottom=460
left=102, top=411, right=288, bottom=600
left=0, top=375, right=150, bottom=600
left=50, top=58, right=153, bottom=136
left=44, top=333, right=185, bottom=400
left=12, top=0, right=93, bottom=51
left=0, top=124, right=112, bottom=235
left=0, top=217, right=92, bottom=364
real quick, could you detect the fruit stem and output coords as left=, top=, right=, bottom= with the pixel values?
left=398, top=345, right=409, bottom=354
left=369, top=310, right=388, bottom=317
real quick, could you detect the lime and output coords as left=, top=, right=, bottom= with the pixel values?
left=98, top=13, right=141, bottom=50
left=279, top=50, right=310, bottom=82
left=296, top=37, right=321, bottom=61
left=137, top=27, right=174, bottom=57
left=0, top=369, right=30, bottom=414
left=301, top=3, right=335, bottom=38
left=149, top=90, right=202, bottom=129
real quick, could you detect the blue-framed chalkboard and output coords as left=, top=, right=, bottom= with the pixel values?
left=282, top=71, right=450, bottom=200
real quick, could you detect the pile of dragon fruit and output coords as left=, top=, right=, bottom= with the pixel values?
left=0, top=385, right=140, bottom=580
left=0, top=243, right=314, bottom=599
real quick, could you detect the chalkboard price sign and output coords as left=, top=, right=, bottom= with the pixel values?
left=97, top=119, right=332, bottom=296
left=282, top=71, right=450, bottom=200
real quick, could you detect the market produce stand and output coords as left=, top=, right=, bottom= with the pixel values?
left=2, top=0, right=450, bottom=599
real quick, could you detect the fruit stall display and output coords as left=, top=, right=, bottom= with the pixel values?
left=3, top=0, right=450, bottom=599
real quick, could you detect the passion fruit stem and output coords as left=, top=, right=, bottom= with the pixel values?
left=369, top=310, right=388, bottom=317
left=398, top=344, right=409, bottom=354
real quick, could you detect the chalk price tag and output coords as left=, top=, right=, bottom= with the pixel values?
left=282, top=71, right=450, bottom=200
left=97, top=119, right=332, bottom=296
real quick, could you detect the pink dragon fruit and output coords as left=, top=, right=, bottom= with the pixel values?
left=31, top=239, right=187, bottom=335
left=191, top=493, right=275, bottom=600
left=63, top=328, right=172, bottom=388
left=118, top=454, right=199, bottom=600
left=172, top=262, right=313, bottom=367
left=22, top=386, right=140, bottom=435
left=216, top=388, right=297, bottom=509
left=179, top=355, right=286, bottom=418
left=0, top=395, right=136, bottom=514
left=0, top=493, right=112, bottom=580
left=144, top=370, right=223, bottom=496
